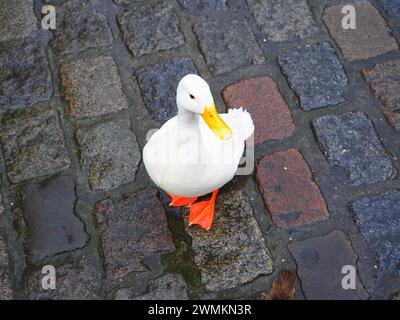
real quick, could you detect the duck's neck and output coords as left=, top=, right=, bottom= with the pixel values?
left=177, top=109, right=201, bottom=139
left=177, top=109, right=199, bottom=125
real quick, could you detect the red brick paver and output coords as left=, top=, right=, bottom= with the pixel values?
left=222, top=77, right=295, bottom=145
left=362, top=59, right=400, bottom=131
left=256, top=149, right=328, bottom=229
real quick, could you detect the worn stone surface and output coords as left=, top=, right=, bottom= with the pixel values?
left=362, top=60, right=400, bottom=131
left=50, top=0, right=113, bottom=55
left=193, top=19, right=265, bottom=75
left=278, top=42, right=348, bottom=110
left=178, top=0, right=227, bottom=13
left=138, top=58, right=198, bottom=121
left=323, top=1, right=398, bottom=61
left=222, top=76, right=295, bottom=144
left=1, top=0, right=399, bottom=301
left=0, top=0, right=38, bottom=43
left=0, top=42, right=53, bottom=112
left=0, top=110, right=71, bottom=184
left=118, top=3, right=184, bottom=57
left=185, top=189, right=273, bottom=291
left=0, top=238, right=12, bottom=300
left=76, top=120, right=141, bottom=191
left=60, top=56, right=128, bottom=119
left=349, top=191, right=400, bottom=272
left=247, top=0, right=318, bottom=42
left=22, top=175, right=88, bottom=263
left=257, top=149, right=328, bottom=229
left=28, top=258, right=101, bottom=300
left=134, top=274, right=189, bottom=300
left=289, top=230, right=369, bottom=300
left=0, top=195, right=3, bottom=215
left=95, top=189, right=175, bottom=279
left=378, top=0, right=400, bottom=17
left=312, top=112, right=396, bottom=186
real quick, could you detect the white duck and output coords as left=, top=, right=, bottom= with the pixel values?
left=143, top=74, right=254, bottom=230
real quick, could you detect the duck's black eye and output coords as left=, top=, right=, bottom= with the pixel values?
left=190, top=94, right=195, bottom=99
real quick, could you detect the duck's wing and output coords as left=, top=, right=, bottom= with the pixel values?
left=221, top=107, right=254, bottom=141
left=147, top=116, right=178, bottom=143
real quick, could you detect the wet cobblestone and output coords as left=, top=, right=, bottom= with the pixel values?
left=378, top=0, right=400, bottom=16
left=28, top=257, right=101, bottom=300
left=178, top=0, right=227, bottom=14
left=118, top=3, right=185, bottom=57
left=362, top=59, right=400, bottom=131
left=257, top=149, right=328, bottom=229
left=185, top=190, right=273, bottom=291
left=133, top=274, right=189, bottom=300
left=0, top=42, right=53, bottom=112
left=95, top=189, right=175, bottom=279
left=76, top=120, right=141, bottom=191
left=222, top=76, right=295, bottom=144
left=60, top=56, right=129, bottom=119
left=349, top=191, right=400, bottom=272
left=22, top=175, right=87, bottom=263
left=0, top=110, right=70, bottom=183
left=0, top=238, right=12, bottom=300
left=137, top=58, right=198, bottom=121
left=50, top=0, right=113, bottom=55
left=247, top=0, right=319, bottom=42
left=193, top=18, right=265, bottom=75
left=323, top=1, right=398, bottom=61
left=312, top=112, right=396, bottom=186
left=0, top=0, right=399, bottom=300
left=0, top=0, right=38, bottom=43
left=278, top=42, right=348, bottom=110
left=289, top=231, right=369, bottom=300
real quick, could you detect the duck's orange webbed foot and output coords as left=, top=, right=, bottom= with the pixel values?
left=167, top=192, right=198, bottom=207
left=189, top=189, right=219, bottom=231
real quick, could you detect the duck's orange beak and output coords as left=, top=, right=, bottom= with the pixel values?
left=201, top=102, right=233, bottom=140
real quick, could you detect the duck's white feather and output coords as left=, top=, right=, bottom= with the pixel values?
left=143, top=108, right=254, bottom=197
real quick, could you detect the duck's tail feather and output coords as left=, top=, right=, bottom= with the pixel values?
left=228, top=107, right=254, bottom=141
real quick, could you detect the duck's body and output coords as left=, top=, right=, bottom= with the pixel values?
left=143, top=74, right=254, bottom=230
left=144, top=108, right=253, bottom=197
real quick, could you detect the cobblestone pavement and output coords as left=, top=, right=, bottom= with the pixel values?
left=0, top=0, right=400, bottom=300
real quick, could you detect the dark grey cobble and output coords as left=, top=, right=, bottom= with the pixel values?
left=118, top=3, right=185, bottom=57
left=0, top=110, right=71, bottom=184
left=0, top=195, right=4, bottom=215
left=76, top=120, right=141, bottom=191
left=378, top=0, right=400, bottom=16
left=94, top=189, right=175, bottom=279
left=312, top=112, right=396, bottom=186
left=22, top=175, right=88, bottom=263
left=193, top=18, right=265, bottom=75
left=0, top=42, right=53, bottom=112
left=137, top=57, right=198, bottom=121
left=133, top=274, right=189, bottom=300
left=0, top=0, right=399, bottom=301
left=185, top=189, right=273, bottom=292
left=0, top=0, right=38, bottom=43
left=278, top=42, right=348, bottom=110
left=289, top=230, right=369, bottom=299
left=178, top=0, right=227, bottom=14
left=247, top=0, right=319, bottom=42
left=349, top=191, right=400, bottom=272
left=50, top=0, right=113, bottom=55
left=0, top=238, right=12, bottom=300
left=28, top=257, right=101, bottom=300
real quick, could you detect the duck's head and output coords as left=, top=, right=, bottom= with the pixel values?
left=177, top=74, right=233, bottom=140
